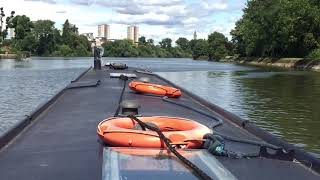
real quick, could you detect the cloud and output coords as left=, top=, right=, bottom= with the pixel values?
left=56, top=10, right=66, bottom=14
left=24, top=0, right=56, bottom=4
left=4, top=0, right=246, bottom=41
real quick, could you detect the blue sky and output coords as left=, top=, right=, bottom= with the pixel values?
left=0, top=0, right=247, bottom=41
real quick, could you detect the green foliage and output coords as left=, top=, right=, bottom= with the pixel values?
left=208, top=32, right=229, bottom=60
left=147, top=38, right=154, bottom=46
left=0, top=8, right=15, bottom=42
left=307, top=49, right=320, bottom=59
left=53, top=44, right=73, bottom=57
left=138, top=36, right=147, bottom=45
left=159, top=38, right=172, bottom=48
left=103, top=40, right=138, bottom=57
left=176, top=37, right=190, bottom=51
left=33, top=20, right=57, bottom=55
left=101, top=38, right=192, bottom=58
left=137, top=44, right=156, bottom=57
left=3, top=16, right=91, bottom=56
left=232, top=0, right=320, bottom=58
left=10, top=15, right=33, bottom=40
left=190, top=39, right=208, bottom=60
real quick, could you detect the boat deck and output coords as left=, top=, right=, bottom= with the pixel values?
left=0, top=66, right=319, bottom=180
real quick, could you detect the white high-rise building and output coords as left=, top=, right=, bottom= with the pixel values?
left=127, top=25, right=139, bottom=43
left=127, top=26, right=134, bottom=41
left=133, top=26, right=139, bottom=43
left=98, top=24, right=110, bottom=39
left=5, top=28, right=15, bottom=39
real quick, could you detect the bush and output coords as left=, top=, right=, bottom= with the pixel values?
left=53, top=45, right=73, bottom=56
left=307, top=49, right=320, bottom=60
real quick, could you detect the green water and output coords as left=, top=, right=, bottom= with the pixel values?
left=1, top=58, right=319, bottom=153
left=158, top=67, right=320, bottom=153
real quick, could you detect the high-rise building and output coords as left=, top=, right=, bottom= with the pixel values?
left=98, top=24, right=110, bottom=39
left=5, top=28, right=15, bottom=39
left=133, top=26, right=139, bottom=43
left=127, top=25, right=139, bottom=43
left=127, top=26, right=134, bottom=41
left=193, top=31, right=197, bottom=40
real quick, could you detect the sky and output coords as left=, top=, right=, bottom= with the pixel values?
left=0, top=0, right=247, bottom=42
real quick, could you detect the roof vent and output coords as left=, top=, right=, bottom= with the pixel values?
left=120, top=100, right=141, bottom=116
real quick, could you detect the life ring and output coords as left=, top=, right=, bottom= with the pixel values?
left=97, top=116, right=211, bottom=149
left=129, top=81, right=182, bottom=98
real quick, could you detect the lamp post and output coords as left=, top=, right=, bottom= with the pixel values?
left=0, top=7, right=5, bottom=40
left=93, top=41, right=104, bottom=70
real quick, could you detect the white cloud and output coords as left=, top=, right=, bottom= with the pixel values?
left=0, top=0, right=246, bottom=41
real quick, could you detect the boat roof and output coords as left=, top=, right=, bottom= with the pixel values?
left=0, top=66, right=319, bottom=180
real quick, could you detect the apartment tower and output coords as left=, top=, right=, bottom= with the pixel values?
left=98, top=24, right=110, bottom=39
left=127, top=25, right=139, bottom=43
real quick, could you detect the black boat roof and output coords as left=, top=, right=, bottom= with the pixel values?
left=0, top=66, right=319, bottom=180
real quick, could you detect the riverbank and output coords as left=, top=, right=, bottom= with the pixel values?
left=222, top=57, right=320, bottom=72
left=0, top=54, right=17, bottom=59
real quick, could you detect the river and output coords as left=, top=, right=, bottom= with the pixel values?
left=0, top=57, right=319, bottom=153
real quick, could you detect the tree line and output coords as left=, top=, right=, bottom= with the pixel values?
left=0, top=11, right=91, bottom=57
left=103, top=32, right=233, bottom=60
left=4, top=0, right=319, bottom=60
left=231, top=0, right=320, bottom=59
left=0, top=9, right=233, bottom=60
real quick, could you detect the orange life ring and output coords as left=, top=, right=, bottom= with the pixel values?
left=97, top=116, right=211, bottom=149
left=129, top=81, right=182, bottom=98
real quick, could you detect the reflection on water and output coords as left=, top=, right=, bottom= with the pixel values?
left=0, top=58, right=319, bottom=153
left=158, top=69, right=320, bottom=153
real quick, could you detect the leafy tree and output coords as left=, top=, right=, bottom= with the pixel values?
left=207, top=32, right=229, bottom=60
left=138, top=36, right=146, bottom=45
left=190, top=39, right=208, bottom=60
left=137, top=44, right=155, bottom=57
left=54, top=44, right=73, bottom=56
left=15, top=33, right=36, bottom=52
left=176, top=37, right=189, bottom=51
left=0, top=8, right=15, bottom=42
left=159, top=38, right=172, bottom=48
left=10, top=15, right=33, bottom=40
left=101, top=38, right=191, bottom=58
left=33, top=20, right=56, bottom=55
left=231, top=0, right=320, bottom=58
left=147, top=38, right=154, bottom=46
left=103, top=40, right=138, bottom=57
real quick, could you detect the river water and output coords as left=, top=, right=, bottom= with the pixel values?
left=0, top=57, right=319, bottom=153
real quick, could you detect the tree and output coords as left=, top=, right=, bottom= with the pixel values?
left=10, top=15, right=33, bottom=40
left=0, top=8, right=15, bottom=42
left=102, top=40, right=138, bottom=57
left=138, top=36, right=146, bottom=45
left=176, top=37, right=189, bottom=51
left=137, top=44, right=155, bottom=57
left=207, top=32, right=229, bottom=60
left=159, top=38, right=172, bottom=48
left=33, top=20, right=56, bottom=55
left=190, top=39, right=208, bottom=60
left=231, top=0, right=320, bottom=58
left=62, top=20, right=71, bottom=44
left=147, top=38, right=154, bottom=46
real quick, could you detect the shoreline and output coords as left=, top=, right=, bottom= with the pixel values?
left=221, top=57, right=320, bottom=72
left=0, top=54, right=17, bottom=59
